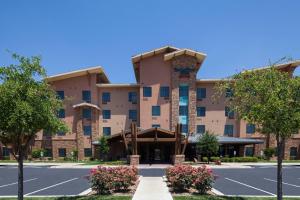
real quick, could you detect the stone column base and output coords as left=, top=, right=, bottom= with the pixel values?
left=172, top=154, right=185, bottom=165
left=130, top=155, right=140, bottom=166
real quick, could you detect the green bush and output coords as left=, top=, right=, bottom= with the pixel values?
left=202, top=157, right=208, bottom=162
left=220, top=156, right=258, bottom=162
left=264, top=148, right=275, bottom=160
left=31, top=149, right=42, bottom=159
left=210, top=157, right=220, bottom=162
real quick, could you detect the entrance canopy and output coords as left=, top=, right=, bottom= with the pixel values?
left=188, top=135, right=264, bottom=145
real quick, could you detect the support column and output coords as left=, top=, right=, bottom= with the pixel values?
left=130, top=123, right=140, bottom=165
left=173, top=124, right=185, bottom=164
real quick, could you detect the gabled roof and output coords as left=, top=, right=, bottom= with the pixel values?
left=72, top=102, right=101, bottom=110
left=132, top=46, right=207, bottom=82
left=46, top=66, right=110, bottom=83
left=96, top=83, right=140, bottom=88
left=243, top=60, right=300, bottom=73
left=164, top=49, right=206, bottom=63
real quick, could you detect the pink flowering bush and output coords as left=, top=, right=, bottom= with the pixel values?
left=89, top=166, right=138, bottom=194
left=166, top=164, right=216, bottom=194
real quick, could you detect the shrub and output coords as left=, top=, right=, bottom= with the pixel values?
left=193, top=165, right=215, bottom=194
left=264, top=148, right=275, bottom=160
left=89, top=166, right=138, bottom=194
left=210, top=157, right=220, bottom=162
left=166, top=164, right=216, bottom=194
left=202, top=157, right=208, bottom=162
left=220, top=156, right=258, bottom=162
left=31, top=149, right=42, bottom=159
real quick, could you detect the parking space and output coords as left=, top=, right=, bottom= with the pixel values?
left=0, top=165, right=90, bottom=197
left=0, top=165, right=300, bottom=197
left=213, top=165, right=300, bottom=197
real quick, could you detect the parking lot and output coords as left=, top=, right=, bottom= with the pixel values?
left=0, top=164, right=300, bottom=197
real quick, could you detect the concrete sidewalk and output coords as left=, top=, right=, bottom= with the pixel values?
left=132, top=176, right=173, bottom=200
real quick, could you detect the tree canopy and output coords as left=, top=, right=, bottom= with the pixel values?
left=197, top=131, right=219, bottom=162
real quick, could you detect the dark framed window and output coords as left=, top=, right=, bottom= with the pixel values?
left=83, top=125, right=92, bottom=136
left=225, top=107, right=234, bottom=119
left=152, top=124, right=160, bottom=128
left=224, top=125, right=234, bottom=136
left=197, top=88, right=206, bottom=99
left=246, top=124, right=256, bottom=134
left=83, top=108, right=92, bottom=119
left=152, top=106, right=160, bottom=116
left=44, top=149, right=52, bottom=157
left=58, top=109, right=65, bottom=118
left=225, top=88, right=234, bottom=98
left=245, top=147, right=254, bottom=156
left=58, top=148, right=66, bottom=157
left=82, top=90, right=91, bottom=103
left=102, top=110, right=111, bottom=119
left=179, top=106, right=188, bottom=116
left=290, top=147, right=298, bottom=160
left=143, top=87, right=152, bottom=97
left=102, top=92, right=110, bottom=104
left=128, top=92, right=137, bottom=104
left=129, top=110, right=137, bottom=121
left=197, top=125, right=205, bottom=134
left=103, top=127, right=111, bottom=136
left=57, top=131, right=65, bottom=136
left=160, top=86, right=170, bottom=98
left=56, top=91, right=65, bottom=100
left=197, top=107, right=206, bottom=117
left=84, top=148, right=92, bottom=157
left=2, top=147, right=11, bottom=157
left=181, top=124, right=188, bottom=133
left=179, top=85, right=189, bottom=97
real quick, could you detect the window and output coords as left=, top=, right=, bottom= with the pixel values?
left=58, top=109, right=65, bottom=118
left=143, top=87, right=152, bottom=97
left=181, top=124, right=188, bottom=133
left=129, top=110, right=137, bottom=121
left=102, top=110, right=111, bottom=119
left=56, top=91, right=65, bottom=100
left=224, top=125, right=234, bottom=136
left=225, top=107, right=234, bottom=119
left=152, top=106, right=160, bottom=116
left=290, top=147, right=298, bottom=160
left=160, top=86, right=170, bottom=98
left=179, top=106, right=188, bottom=116
left=179, top=85, right=189, bottom=97
left=197, top=88, right=206, bottom=99
left=58, top=148, right=66, bottom=157
left=44, top=149, right=52, bottom=157
left=246, top=124, right=256, bottom=134
left=152, top=124, right=160, bottom=128
left=57, top=131, right=65, bottom=136
left=102, top=92, right=110, bottom=104
left=245, top=147, right=254, bottom=156
left=82, top=90, right=91, bottom=103
left=103, top=127, right=111, bottom=136
left=84, top=148, right=92, bottom=157
left=225, top=88, right=234, bottom=97
left=128, top=92, right=137, bottom=104
left=83, top=125, right=92, bottom=136
left=83, top=108, right=92, bottom=119
left=197, top=125, right=205, bottom=134
left=197, top=107, right=206, bottom=117
left=2, top=147, right=11, bottom=157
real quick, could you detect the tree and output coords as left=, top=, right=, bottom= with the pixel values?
left=0, top=53, right=68, bottom=200
left=197, top=132, right=219, bottom=163
left=98, top=136, right=110, bottom=161
left=214, top=65, right=300, bottom=200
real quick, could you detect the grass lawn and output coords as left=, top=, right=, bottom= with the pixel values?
left=173, top=196, right=299, bottom=200
left=0, top=160, right=127, bottom=165
left=81, top=160, right=127, bottom=165
left=1, top=196, right=131, bottom=200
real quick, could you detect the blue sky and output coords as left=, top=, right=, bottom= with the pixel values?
left=1, top=0, right=300, bottom=83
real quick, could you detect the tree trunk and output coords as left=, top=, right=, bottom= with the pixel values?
left=18, top=147, right=24, bottom=200
left=276, top=136, right=285, bottom=200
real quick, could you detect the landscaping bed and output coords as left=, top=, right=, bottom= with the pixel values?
left=173, top=196, right=299, bottom=200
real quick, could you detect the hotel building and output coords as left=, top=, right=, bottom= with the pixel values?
left=0, top=46, right=300, bottom=163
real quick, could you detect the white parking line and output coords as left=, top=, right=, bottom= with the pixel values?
left=78, top=188, right=91, bottom=196
left=0, top=178, right=38, bottom=188
left=24, top=178, right=78, bottom=196
left=264, top=178, right=300, bottom=188
left=225, top=177, right=276, bottom=196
